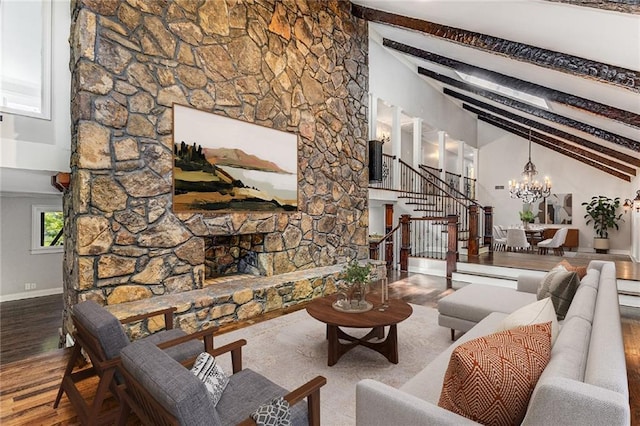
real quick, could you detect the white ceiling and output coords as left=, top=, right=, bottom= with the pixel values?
left=353, top=0, right=640, bottom=163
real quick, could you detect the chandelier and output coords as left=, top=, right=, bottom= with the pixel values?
left=508, top=129, right=551, bottom=204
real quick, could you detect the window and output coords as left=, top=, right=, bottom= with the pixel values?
left=31, top=205, right=63, bottom=254
left=0, top=0, right=52, bottom=119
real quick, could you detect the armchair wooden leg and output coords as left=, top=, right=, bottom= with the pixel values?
left=308, top=388, right=321, bottom=426
left=450, top=329, right=455, bottom=341
left=54, top=343, right=82, bottom=408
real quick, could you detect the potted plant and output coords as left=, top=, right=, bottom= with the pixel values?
left=582, top=196, right=623, bottom=254
left=519, top=210, right=535, bottom=229
left=338, top=259, right=372, bottom=308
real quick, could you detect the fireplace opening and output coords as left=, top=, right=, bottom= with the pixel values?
left=204, top=234, right=265, bottom=279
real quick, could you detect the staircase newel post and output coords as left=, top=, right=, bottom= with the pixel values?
left=446, top=214, right=458, bottom=289
left=468, top=204, right=479, bottom=256
left=400, top=214, right=411, bottom=272
left=484, top=206, right=494, bottom=252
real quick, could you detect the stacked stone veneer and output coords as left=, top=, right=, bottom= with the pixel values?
left=63, top=0, right=369, bottom=335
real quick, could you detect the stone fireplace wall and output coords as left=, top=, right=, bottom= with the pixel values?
left=64, top=0, right=369, bottom=332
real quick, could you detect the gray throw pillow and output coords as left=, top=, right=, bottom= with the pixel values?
left=190, top=352, right=229, bottom=406
left=537, top=267, right=580, bottom=320
left=537, top=265, right=567, bottom=300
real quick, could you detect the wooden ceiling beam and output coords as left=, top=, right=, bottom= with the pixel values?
left=417, top=68, right=640, bottom=153
left=385, top=39, right=640, bottom=131
left=463, top=104, right=635, bottom=180
left=352, top=4, right=640, bottom=93
left=544, top=0, right=640, bottom=14
left=445, top=88, right=640, bottom=167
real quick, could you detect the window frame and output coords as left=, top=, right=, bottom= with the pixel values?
left=0, top=0, right=52, bottom=120
left=31, top=204, right=63, bottom=254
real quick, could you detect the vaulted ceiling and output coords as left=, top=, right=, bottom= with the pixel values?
left=351, top=0, right=640, bottom=182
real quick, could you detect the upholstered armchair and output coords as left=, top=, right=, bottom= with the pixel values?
left=537, top=227, right=569, bottom=255
left=118, top=338, right=327, bottom=425
left=54, top=300, right=215, bottom=425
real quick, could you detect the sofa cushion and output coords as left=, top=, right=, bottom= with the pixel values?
left=438, top=322, right=552, bottom=426
left=404, top=312, right=508, bottom=404
left=497, top=297, right=559, bottom=344
left=578, top=269, right=600, bottom=290
left=438, top=284, right=536, bottom=323
left=556, top=259, right=587, bottom=279
left=537, top=267, right=580, bottom=319
left=564, top=285, right=597, bottom=324
left=216, top=369, right=308, bottom=426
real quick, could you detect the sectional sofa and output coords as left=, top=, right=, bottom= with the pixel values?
left=356, top=261, right=630, bottom=425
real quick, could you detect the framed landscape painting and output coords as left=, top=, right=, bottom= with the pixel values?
left=172, top=104, right=298, bottom=212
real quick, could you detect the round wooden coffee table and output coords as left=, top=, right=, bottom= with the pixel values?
left=306, top=294, right=413, bottom=366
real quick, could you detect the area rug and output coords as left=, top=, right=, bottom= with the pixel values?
left=214, top=304, right=451, bottom=425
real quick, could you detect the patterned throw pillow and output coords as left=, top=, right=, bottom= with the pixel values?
left=538, top=266, right=580, bottom=320
left=557, top=259, right=587, bottom=279
left=438, top=322, right=552, bottom=426
left=497, top=297, right=559, bottom=345
left=251, top=396, right=291, bottom=426
left=190, top=352, right=229, bottom=406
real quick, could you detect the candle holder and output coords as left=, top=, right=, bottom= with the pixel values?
left=378, top=277, right=389, bottom=311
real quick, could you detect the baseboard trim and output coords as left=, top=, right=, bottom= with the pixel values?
left=0, top=287, right=63, bottom=303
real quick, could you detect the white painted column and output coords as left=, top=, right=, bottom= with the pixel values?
left=392, top=106, right=402, bottom=189
left=632, top=204, right=640, bottom=262
left=458, top=141, right=465, bottom=194
left=412, top=118, right=422, bottom=170
left=368, top=94, right=377, bottom=141
left=438, top=131, right=447, bottom=183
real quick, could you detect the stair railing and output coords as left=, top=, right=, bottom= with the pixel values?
left=369, top=222, right=401, bottom=270
left=400, top=214, right=458, bottom=288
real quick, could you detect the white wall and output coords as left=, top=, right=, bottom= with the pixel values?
left=0, top=194, right=63, bottom=301
left=477, top=122, right=633, bottom=253
left=0, top=0, right=71, bottom=179
left=0, top=0, right=70, bottom=300
left=369, top=31, right=477, bottom=146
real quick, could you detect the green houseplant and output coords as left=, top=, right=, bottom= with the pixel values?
left=338, top=259, right=372, bottom=308
left=582, top=196, right=623, bottom=253
left=340, top=259, right=372, bottom=286
left=519, top=210, right=535, bottom=229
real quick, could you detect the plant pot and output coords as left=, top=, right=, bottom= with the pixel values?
left=593, top=238, right=609, bottom=254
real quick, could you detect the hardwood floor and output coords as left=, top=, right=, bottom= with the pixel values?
left=465, top=250, right=640, bottom=281
left=0, top=269, right=638, bottom=425
left=0, top=295, right=63, bottom=365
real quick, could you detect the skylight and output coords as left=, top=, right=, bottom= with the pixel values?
left=456, top=71, right=549, bottom=110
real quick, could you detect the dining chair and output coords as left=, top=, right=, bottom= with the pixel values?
left=537, top=227, right=569, bottom=255
left=493, top=225, right=507, bottom=251
left=506, top=228, right=531, bottom=252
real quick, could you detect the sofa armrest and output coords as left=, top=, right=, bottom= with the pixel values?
left=522, top=377, right=630, bottom=426
left=356, top=379, right=478, bottom=426
left=517, top=275, right=540, bottom=294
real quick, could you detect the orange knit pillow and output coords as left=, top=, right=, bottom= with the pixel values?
left=556, top=259, right=587, bottom=279
left=438, top=322, right=552, bottom=426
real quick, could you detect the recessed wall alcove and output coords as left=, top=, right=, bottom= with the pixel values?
left=204, top=233, right=266, bottom=279
left=63, top=0, right=370, bottom=336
